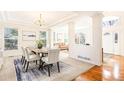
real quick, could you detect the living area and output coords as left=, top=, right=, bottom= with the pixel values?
left=0, top=11, right=103, bottom=81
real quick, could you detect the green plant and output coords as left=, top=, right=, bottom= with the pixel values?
left=36, top=40, right=43, bottom=49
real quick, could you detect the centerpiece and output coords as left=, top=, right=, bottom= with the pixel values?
left=36, top=39, right=43, bottom=49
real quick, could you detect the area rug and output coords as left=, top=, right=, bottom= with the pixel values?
left=14, top=54, right=94, bottom=81
left=14, top=59, right=79, bottom=81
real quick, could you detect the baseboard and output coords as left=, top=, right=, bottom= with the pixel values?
left=104, top=53, right=124, bottom=57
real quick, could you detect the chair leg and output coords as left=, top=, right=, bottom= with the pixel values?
left=22, top=57, right=25, bottom=65
left=26, top=62, right=29, bottom=72
left=22, top=56, right=24, bottom=64
left=39, top=59, right=42, bottom=70
left=36, top=60, right=37, bottom=65
left=21, top=56, right=23, bottom=62
left=57, top=62, right=60, bottom=73
left=21, top=56, right=25, bottom=64
left=48, top=65, right=50, bottom=77
left=23, top=59, right=26, bottom=68
left=40, top=62, right=45, bottom=70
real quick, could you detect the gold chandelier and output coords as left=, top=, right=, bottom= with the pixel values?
left=34, top=14, right=45, bottom=27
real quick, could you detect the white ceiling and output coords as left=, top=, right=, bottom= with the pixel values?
left=0, top=11, right=75, bottom=26
left=103, top=11, right=124, bottom=16
left=0, top=11, right=101, bottom=28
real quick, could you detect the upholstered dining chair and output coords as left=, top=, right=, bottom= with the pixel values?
left=42, top=49, right=60, bottom=77
left=21, top=47, right=35, bottom=65
left=24, top=48, right=41, bottom=72
left=26, top=47, right=36, bottom=55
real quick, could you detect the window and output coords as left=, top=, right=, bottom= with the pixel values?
left=4, top=28, right=18, bottom=50
left=39, top=31, right=47, bottom=47
left=102, top=16, right=119, bottom=28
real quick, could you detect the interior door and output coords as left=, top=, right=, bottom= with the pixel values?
left=103, top=31, right=120, bottom=55
left=103, top=32, right=114, bottom=54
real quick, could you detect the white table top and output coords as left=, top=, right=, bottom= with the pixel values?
left=29, top=48, right=48, bottom=54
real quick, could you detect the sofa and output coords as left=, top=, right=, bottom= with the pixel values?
left=54, top=43, right=68, bottom=50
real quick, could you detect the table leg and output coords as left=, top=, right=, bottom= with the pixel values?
left=38, top=59, right=45, bottom=70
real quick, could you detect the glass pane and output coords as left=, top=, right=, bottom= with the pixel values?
left=40, top=31, right=46, bottom=39
left=39, top=31, right=47, bottom=47
left=42, top=39, right=47, bottom=47
left=4, top=28, right=18, bottom=50
left=4, top=39, right=18, bottom=50
left=102, top=16, right=119, bottom=28
left=4, top=28, right=18, bottom=39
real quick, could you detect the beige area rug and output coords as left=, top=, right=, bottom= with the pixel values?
left=0, top=57, right=17, bottom=81
left=57, top=53, right=95, bottom=81
left=0, top=53, right=94, bottom=81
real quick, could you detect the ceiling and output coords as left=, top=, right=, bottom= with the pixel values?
left=0, top=11, right=75, bottom=26
left=103, top=11, right=124, bottom=16
left=0, top=11, right=101, bottom=28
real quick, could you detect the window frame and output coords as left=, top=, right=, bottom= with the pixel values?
left=4, top=27, right=18, bottom=51
left=39, top=31, right=48, bottom=47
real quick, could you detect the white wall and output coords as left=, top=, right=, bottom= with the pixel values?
left=119, top=16, right=124, bottom=56
left=0, top=22, right=47, bottom=57
left=68, top=13, right=103, bottom=66
left=120, top=29, right=124, bottom=56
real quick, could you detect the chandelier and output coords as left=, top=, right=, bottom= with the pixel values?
left=34, top=14, right=45, bottom=27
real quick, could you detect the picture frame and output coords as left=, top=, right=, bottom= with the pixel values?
left=22, top=31, right=36, bottom=41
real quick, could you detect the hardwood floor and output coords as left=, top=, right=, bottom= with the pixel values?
left=103, top=55, right=124, bottom=81
left=74, top=65, right=102, bottom=81
left=74, top=55, right=124, bottom=81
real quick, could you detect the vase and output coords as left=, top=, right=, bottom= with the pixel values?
left=38, top=45, right=42, bottom=49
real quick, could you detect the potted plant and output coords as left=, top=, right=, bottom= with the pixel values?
left=36, top=40, right=43, bottom=49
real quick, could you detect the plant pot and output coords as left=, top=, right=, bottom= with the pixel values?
left=38, top=45, right=43, bottom=49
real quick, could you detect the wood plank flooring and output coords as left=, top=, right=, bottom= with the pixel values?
left=103, top=55, right=124, bottom=81
left=74, top=65, right=102, bottom=81
left=74, top=55, right=124, bottom=81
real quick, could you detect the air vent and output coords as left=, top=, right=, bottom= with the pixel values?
left=77, top=55, right=90, bottom=60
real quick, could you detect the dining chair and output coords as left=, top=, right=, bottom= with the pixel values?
left=24, top=48, right=41, bottom=72
left=42, top=49, right=60, bottom=77
left=26, top=47, right=36, bottom=55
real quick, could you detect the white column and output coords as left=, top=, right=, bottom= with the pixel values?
left=68, top=13, right=103, bottom=66
left=92, top=13, right=103, bottom=65
left=68, top=21, right=75, bottom=57
left=48, top=29, right=52, bottom=48
left=119, top=16, right=124, bottom=56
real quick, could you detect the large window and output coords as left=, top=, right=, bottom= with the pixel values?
left=39, top=31, right=47, bottom=47
left=4, top=28, right=18, bottom=50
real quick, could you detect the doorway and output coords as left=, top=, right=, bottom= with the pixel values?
left=102, top=16, right=124, bottom=80
left=51, top=24, right=69, bottom=53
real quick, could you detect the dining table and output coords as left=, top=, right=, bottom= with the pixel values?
left=29, top=47, right=48, bottom=70
left=30, top=47, right=48, bottom=54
